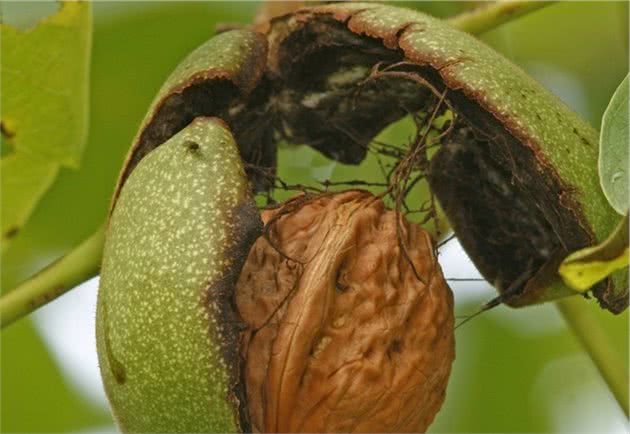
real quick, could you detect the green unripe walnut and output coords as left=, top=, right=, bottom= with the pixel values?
left=97, top=3, right=628, bottom=433
left=96, top=117, right=260, bottom=432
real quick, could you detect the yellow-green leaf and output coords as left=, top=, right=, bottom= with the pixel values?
left=559, top=213, right=629, bottom=291
left=560, top=249, right=629, bottom=292
left=1, top=153, right=59, bottom=252
left=1, top=1, right=92, bottom=167
left=1, top=1, right=91, bottom=251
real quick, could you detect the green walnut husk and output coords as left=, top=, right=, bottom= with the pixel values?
left=97, top=4, right=627, bottom=434
left=259, top=2, right=627, bottom=312
left=97, top=29, right=269, bottom=433
left=112, top=29, right=268, bottom=200
left=96, top=117, right=261, bottom=432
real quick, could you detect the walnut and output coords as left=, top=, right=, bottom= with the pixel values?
left=236, top=190, right=455, bottom=433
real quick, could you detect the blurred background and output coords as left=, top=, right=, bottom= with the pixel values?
left=1, top=1, right=628, bottom=433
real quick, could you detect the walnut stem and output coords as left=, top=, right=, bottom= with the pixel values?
left=0, top=224, right=105, bottom=328
left=447, top=1, right=556, bottom=34
left=252, top=1, right=307, bottom=31
left=556, top=297, right=629, bottom=417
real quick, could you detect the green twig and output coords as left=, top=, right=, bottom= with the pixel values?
left=447, top=1, right=555, bottom=35
left=556, top=297, right=629, bottom=417
left=0, top=224, right=105, bottom=328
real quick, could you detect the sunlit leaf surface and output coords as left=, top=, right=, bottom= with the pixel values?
left=1, top=1, right=91, bottom=165
left=559, top=214, right=629, bottom=291
left=0, top=153, right=58, bottom=253
left=1, top=1, right=91, bottom=248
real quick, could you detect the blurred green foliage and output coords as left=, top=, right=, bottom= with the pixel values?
left=1, top=2, right=628, bottom=433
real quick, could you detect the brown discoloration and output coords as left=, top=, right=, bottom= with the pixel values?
left=100, top=5, right=623, bottom=431
left=27, top=284, right=69, bottom=310
left=101, top=300, right=127, bottom=385
left=113, top=32, right=270, bottom=208
left=118, top=76, right=235, bottom=200
left=4, top=226, right=19, bottom=240
left=202, top=199, right=263, bottom=432
left=112, top=25, right=621, bottom=423
left=183, top=140, right=201, bottom=153
left=120, top=4, right=600, bottom=309
left=260, top=5, right=603, bottom=307
left=279, top=7, right=591, bottom=205
left=252, top=1, right=307, bottom=33
left=306, top=4, right=371, bottom=24
left=1, top=121, right=15, bottom=139
left=339, top=6, right=561, bottom=206
left=237, top=191, right=454, bottom=433
left=427, top=111, right=596, bottom=305
left=262, top=12, right=594, bottom=305
left=594, top=283, right=628, bottom=314
left=346, top=9, right=416, bottom=49
left=266, top=16, right=428, bottom=164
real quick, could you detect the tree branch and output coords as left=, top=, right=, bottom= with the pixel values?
left=447, top=1, right=555, bottom=35
left=0, top=224, right=105, bottom=328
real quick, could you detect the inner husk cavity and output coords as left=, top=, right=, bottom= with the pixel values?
left=130, top=14, right=596, bottom=303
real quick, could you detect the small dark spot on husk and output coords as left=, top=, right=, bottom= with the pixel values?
left=183, top=140, right=201, bottom=153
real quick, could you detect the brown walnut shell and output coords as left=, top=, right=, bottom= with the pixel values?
left=236, top=190, right=455, bottom=433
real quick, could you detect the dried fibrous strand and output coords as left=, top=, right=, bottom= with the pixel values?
left=262, top=12, right=600, bottom=307
left=116, top=4, right=619, bottom=313
left=428, top=117, right=592, bottom=304
left=267, top=17, right=431, bottom=165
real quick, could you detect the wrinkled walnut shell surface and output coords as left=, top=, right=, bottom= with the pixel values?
left=236, top=191, right=455, bottom=433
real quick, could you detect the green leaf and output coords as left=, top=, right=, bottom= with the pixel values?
left=559, top=213, right=629, bottom=291
left=599, top=74, right=629, bottom=214
left=1, top=1, right=92, bottom=166
left=1, top=153, right=59, bottom=252
left=1, top=1, right=92, bottom=251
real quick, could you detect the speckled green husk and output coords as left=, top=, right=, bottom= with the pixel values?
left=308, top=2, right=611, bottom=234
left=96, top=118, right=259, bottom=432
left=97, top=6, right=626, bottom=433
left=97, top=29, right=266, bottom=433
left=112, top=28, right=267, bottom=204
left=298, top=2, right=626, bottom=308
